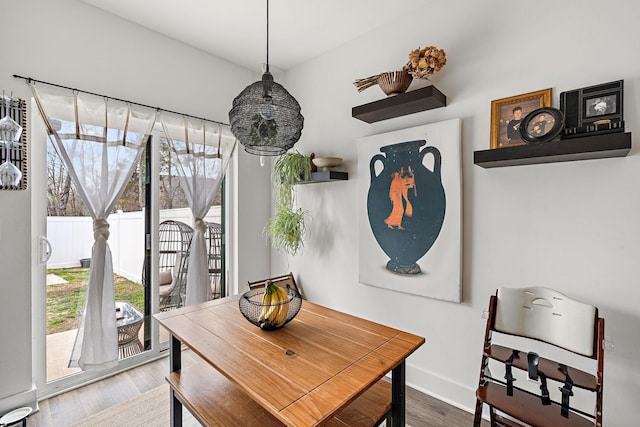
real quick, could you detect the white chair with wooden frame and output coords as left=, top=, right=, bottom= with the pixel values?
left=474, top=287, right=604, bottom=427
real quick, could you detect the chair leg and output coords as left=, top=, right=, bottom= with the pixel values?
left=473, top=399, right=484, bottom=427
left=489, top=405, right=498, bottom=427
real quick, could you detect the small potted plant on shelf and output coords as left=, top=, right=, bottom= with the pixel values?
left=264, top=151, right=311, bottom=255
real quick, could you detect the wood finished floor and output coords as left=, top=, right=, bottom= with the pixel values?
left=28, top=349, right=486, bottom=426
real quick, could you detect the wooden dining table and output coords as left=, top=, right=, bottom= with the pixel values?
left=155, top=296, right=425, bottom=427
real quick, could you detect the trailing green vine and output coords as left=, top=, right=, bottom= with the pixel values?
left=264, top=151, right=311, bottom=255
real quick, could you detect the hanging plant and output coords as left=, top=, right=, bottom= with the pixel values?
left=265, top=204, right=307, bottom=256
left=264, top=151, right=311, bottom=255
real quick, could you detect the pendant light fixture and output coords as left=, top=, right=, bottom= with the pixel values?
left=228, top=0, right=304, bottom=156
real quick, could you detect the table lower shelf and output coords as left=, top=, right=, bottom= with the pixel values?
left=167, top=362, right=392, bottom=427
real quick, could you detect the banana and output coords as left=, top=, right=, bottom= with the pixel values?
left=273, top=286, right=290, bottom=327
left=260, top=282, right=280, bottom=328
left=258, top=289, right=272, bottom=323
left=258, top=282, right=292, bottom=328
left=266, top=285, right=282, bottom=324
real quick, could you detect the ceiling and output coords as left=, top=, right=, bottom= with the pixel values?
left=81, top=0, right=426, bottom=72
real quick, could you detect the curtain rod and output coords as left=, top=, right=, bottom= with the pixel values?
left=13, top=74, right=229, bottom=127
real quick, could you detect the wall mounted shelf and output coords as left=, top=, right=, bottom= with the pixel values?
left=352, top=85, right=446, bottom=123
left=473, top=132, right=631, bottom=168
left=296, top=170, right=348, bottom=184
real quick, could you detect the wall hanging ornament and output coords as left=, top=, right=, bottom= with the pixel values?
left=228, top=0, right=304, bottom=156
left=358, top=119, right=462, bottom=303
left=0, top=94, right=27, bottom=190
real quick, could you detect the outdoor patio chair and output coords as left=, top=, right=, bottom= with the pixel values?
left=206, top=222, right=223, bottom=299
left=159, top=252, right=182, bottom=309
left=150, top=220, right=193, bottom=311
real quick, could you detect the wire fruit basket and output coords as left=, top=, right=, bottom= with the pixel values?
left=239, top=286, right=302, bottom=330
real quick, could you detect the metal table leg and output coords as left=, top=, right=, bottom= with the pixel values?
left=170, top=334, right=182, bottom=427
left=391, top=361, right=406, bottom=427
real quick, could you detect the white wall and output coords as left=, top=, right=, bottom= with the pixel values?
left=279, top=1, right=640, bottom=426
left=0, top=0, right=271, bottom=413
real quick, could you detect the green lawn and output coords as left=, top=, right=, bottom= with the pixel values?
left=46, top=268, right=144, bottom=335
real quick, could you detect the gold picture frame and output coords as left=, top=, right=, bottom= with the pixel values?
left=490, top=88, right=552, bottom=149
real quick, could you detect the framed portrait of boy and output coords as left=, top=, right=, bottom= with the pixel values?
left=490, top=88, right=552, bottom=149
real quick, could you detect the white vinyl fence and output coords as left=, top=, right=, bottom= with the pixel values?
left=46, top=207, right=221, bottom=283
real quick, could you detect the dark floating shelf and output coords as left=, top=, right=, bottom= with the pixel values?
left=296, top=170, right=348, bottom=185
left=473, top=132, right=631, bottom=168
left=352, top=85, right=446, bottom=123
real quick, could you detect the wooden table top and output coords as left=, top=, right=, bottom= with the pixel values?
left=155, top=297, right=425, bottom=426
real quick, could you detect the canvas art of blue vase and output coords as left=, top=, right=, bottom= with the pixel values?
left=367, top=140, right=446, bottom=275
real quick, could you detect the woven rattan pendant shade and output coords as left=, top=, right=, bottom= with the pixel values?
left=229, top=72, right=303, bottom=156
left=228, top=0, right=303, bottom=156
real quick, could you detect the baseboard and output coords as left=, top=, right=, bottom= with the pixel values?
left=406, top=363, right=477, bottom=414
left=0, top=383, right=38, bottom=416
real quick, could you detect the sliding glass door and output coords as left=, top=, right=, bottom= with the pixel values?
left=33, top=121, right=227, bottom=398
left=34, top=124, right=162, bottom=397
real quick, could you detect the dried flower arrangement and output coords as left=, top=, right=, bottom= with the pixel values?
left=354, top=45, right=447, bottom=93
left=403, top=46, right=447, bottom=79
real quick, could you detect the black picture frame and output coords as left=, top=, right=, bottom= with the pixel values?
left=519, top=107, right=564, bottom=143
left=583, top=93, right=618, bottom=119
left=560, top=80, right=624, bottom=139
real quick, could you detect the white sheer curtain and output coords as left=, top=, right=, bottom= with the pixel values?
left=160, top=113, right=236, bottom=306
left=32, top=83, right=156, bottom=370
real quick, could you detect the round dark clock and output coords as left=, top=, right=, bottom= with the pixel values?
left=519, top=107, right=565, bottom=143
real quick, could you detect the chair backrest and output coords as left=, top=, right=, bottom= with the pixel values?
left=206, top=222, right=224, bottom=299
left=157, top=220, right=193, bottom=310
left=494, top=287, right=598, bottom=357
left=247, top=272, right=302, bottom=297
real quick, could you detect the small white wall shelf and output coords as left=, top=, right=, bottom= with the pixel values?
left=296, top=171, right=348, bottom=184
